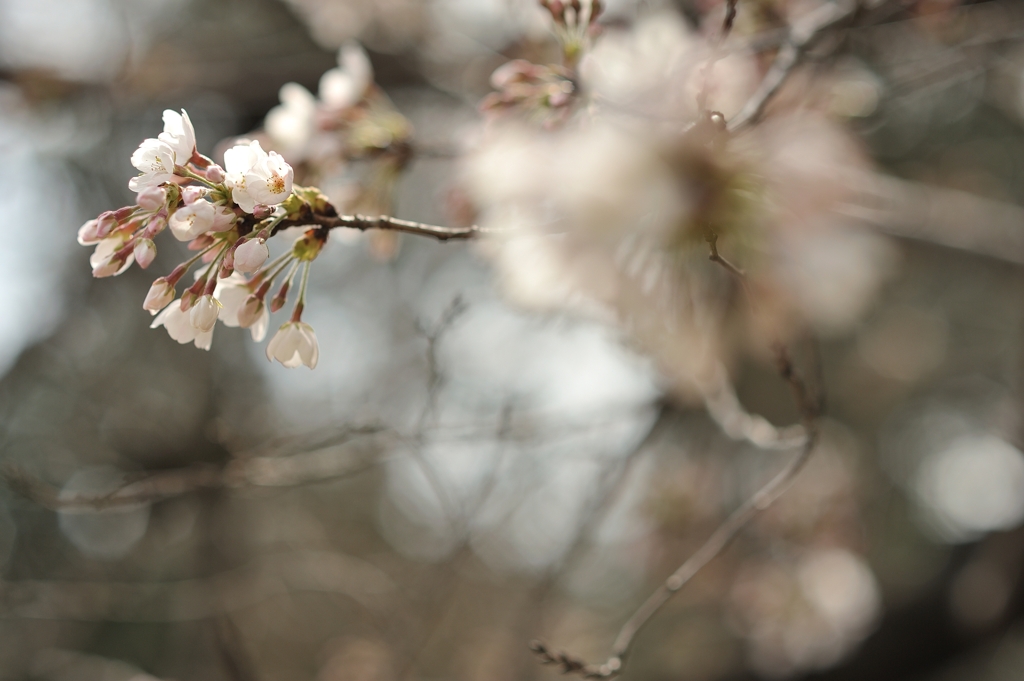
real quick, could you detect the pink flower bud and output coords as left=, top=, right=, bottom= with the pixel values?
left=182, top=186, right=206, bottom=205
left=134, top=238, right=157, bottom=269
left=136, top=186, right=167, bottom=211
left=143, top=278, right=175, bottom=313
left=206, top=164, right=225, bottom=183
left=237, top=294, right=265, bottom=329
left=234, top=239, right=270, bottom=274
left=270, top=281, right=290, bottom=312
left=96, top=211, right=118, bottom=234
left=189, top=294, right=221, bottom=332
left=252, top=204, right=273, bottom=220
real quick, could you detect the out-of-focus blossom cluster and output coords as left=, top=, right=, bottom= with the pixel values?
left=78, top=109, right=331, bottom=368
left=260, top=43, right=413, bottom=259
left=466, top=12, right=895, bottom=396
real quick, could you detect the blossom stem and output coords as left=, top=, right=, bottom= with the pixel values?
left=291, top=262, right=312, bottom=322
left=176, top=166, right=221, bottom=190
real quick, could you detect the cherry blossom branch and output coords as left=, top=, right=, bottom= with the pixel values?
left=728, top=0, right=860, bottom=132
left=274, top=213, right=483, bottom=242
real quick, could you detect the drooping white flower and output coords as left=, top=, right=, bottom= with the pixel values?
left=215, top=274, right=269, bottom=342
left=224, top=140, right=294, bottom=214
left=190, top=294, right=221, bottom=332
left=128, top=138, right=177, bottom=192
left=168, top=201, right=216, bottom=241
left=266, top=322, right=319, bottom=369
left=143, top=278, right=175, bottom=314
left=90, top=235, right=134, bottom=277
left=265, top=82, right=317, bottom=160
left=319, top=43, right=373, bottom=110
left=158, top=109, right=197, bottom=163
left=151, top=299, right=213, bottom=350
left=234, top=238, right=269, bottom=274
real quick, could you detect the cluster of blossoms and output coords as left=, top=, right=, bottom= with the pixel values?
left=467, top=9, right=893, bottom=397
left=259, top=43, right=414, bottom=260
left=78, top=110, right=330, bottom=368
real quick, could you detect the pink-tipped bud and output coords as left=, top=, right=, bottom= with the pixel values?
left=182, top=185, right=206, bottom=206
left=143, top=278, right=175, bottom=313
left=252, top=204, right=273, bottom=220
left=237, top=294, right=266, bottom=329
left=96, top=211, right=118, bottom=233
left=136, top=186, right=167, bottom=211
left=219, top=248, right=235, bottom=278
left=234, top=239, right=270, bottom=274
left=190, top=294, right=221, bottom=332
left=134, top=238, right=157, bottom=269
left=206, top=164, right=225, bottom=183
left=113, top=206, right=136, bottom=222
left=180, top=290, right=197, bottom=311
left=270, top=281, right=290, bottom=313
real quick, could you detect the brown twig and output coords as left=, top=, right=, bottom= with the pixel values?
left=275, top=214, right=483, bottom=242
left=530, top=243, right=822, bottom=677
left=728, top=0, right=859, bottom=132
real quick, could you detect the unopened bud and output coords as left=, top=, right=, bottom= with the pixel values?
left=590, top=0, right=603, bottom=21
left=143, top=278, right=175, bottom=313
left=270, top=281, right=290, bottom=312
left=96, top=211, right=118, bottom=235
left=180, top=290, right=197, bottom=310
left=219, top=249, right=235, bottom=278
left=182, top=186, right=206, bottom=206
left=134, top=238, right=157, bottom=269
left=252, top=204, right=273, bottom=220
left=137, top=186, right=167, bottom=211
left=206, top=164, right=225, bottom=183
left=234, top=238, right=270, bottom=273
left=190, top=294, right=221, bottom=332
left=237, top=294, right=266, bottom=328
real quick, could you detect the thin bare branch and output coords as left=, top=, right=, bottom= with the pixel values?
left=728, top=0, right=859, bottom=132
left=2, top=425, right=389, bottom=511
left=275, top=213, right=483, bottom=242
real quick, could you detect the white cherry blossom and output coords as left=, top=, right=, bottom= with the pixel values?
left=151, top=299, right=213, bottom=350
left=215, top=274, right=269, bottom=341
left=319, top=43, right=373, bottom=110
left=168, top=201, right=216, bottom=241
left=158, top=109, right=196, bottom=163
left=266, top=322, right=319, bottom=369
left=190, top=295, right=221, bottom=332
left=136, top=186, right=167, bottom=211
left=234, top=238, right=269, bottom=273
left=134, top=238, right=157, bottom=269
left=90, top=235, right=134, bottom=277
left=143, top=279, right=175, bottom=314
left=265, top=83, right=317, bottom=160
left=128, top=138, right=176, bottom=192
left=224, top=140, right=294, bottom=214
